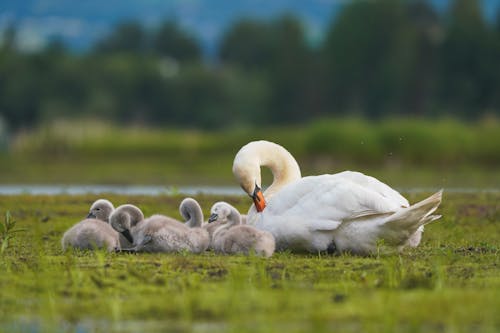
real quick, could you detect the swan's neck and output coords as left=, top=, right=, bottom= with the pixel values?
left=181, top=201, right=204, bottom=228
left=111, top=211, right=132, bottom=232
left=258, top=144, right=301, bottom=198
left=185, top=208, right=203, bottom=228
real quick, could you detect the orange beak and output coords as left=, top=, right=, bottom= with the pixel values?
left=252, top=187, right=267, bottom=212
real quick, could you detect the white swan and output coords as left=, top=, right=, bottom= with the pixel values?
left=209, top=202, right=275, bottom=257
left=232, top=140, right=442, bottom=255
left=112, top=198, right=209, bottom=253
left=61, top=199, right=120, bottom=252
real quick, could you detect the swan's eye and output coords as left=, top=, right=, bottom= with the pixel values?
left=96, top=208, right=101, bottom=211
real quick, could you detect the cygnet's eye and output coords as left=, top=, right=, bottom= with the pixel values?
left=96, top=208, right=101, bottom=211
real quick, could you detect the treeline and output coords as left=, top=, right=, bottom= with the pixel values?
left=1, top=0, right=500, bottom=131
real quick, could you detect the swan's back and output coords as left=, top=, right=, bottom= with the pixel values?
left=334, top=171, right=408, bottom=207
left=264, top=174, right=404, bottom=223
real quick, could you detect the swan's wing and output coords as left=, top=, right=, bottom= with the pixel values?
left=266, top=175, right=403, bottom=223
left=334, top=171, right=409, bottom=207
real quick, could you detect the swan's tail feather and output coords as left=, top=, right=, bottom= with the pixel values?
left=421, top=214, right=441, bottom=226
left=383, top=190, right=443, bottom=237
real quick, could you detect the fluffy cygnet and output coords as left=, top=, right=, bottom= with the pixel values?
left=61, top=199, right=120, bottom=252
left=203, top=201, right=248, bottom=249
left=112, top=198, right=209, bottom=254
left=108, top=204, right=145, bottom=246
left=209, top=202, right=275, bottom=257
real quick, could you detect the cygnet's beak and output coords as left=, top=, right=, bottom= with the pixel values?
left=120, top=229, right=134, bottom=244
left=208, top=213, right=218, bottom=223
left=87, top=212, right=96, bottom=219
left=252, top=185, right=266, bottom=212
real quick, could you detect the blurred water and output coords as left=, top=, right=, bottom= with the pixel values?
left=0, top=185, right=244, bottom=196
left=0, top=185, right=497, bottom=196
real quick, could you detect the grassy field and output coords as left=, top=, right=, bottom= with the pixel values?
left=0, top=191, right=498, bottom=333
left=1, top=118, right=499, bottom=188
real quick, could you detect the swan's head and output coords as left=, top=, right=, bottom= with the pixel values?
left=87, top=199, right=115, bottom=222
left=109, top=204, right=144, bottom=244
left=232, top=155, right=266, bottom=212
left=233, top=163, right=266, bottom=212
left=233, top=140, right=301, bottom=213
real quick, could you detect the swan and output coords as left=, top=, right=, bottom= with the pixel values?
left=180, top=197, right=204, bottom=228
left=202, top=217, right=222, bottom=250
left=86, top=199, right=115, bottom=221
left=209, top=202, right=248, bottom=225
left=87, top=198, right=134, bottom=248
left=232, top=140, right=442, bottom=255
left=202, top=201, right=248, bottom=249
left=61, top=199, right=120, bottom=252
left=112, top=198, right=209, bottom=253
left=209, top=202, right=275, bottom=257
left=108, top=204, right=145, bottom=246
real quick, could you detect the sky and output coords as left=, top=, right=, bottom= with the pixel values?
left=1, top=0, right=499, bottom=54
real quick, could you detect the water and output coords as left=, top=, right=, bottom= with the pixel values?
left=0, top=185, right=497, bottom=196
left=0, top=185, right=244, bottom=196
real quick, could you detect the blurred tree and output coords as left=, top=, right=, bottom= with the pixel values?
left=94, top=21, right=147, bottom=54
left=219, top=15, right=313, bottom=123
left=404, top=0, right=441, bottom=116
left=494, top=9, right=500, bottom=113
left=438, top=0, right=496, bottom=118
left=497, top=8, right=500, bottom=34
left=0, top=54, right=44, bottom=129
left=0, top=24, right=17, bottom=51
left=267, top=16, right=314, bottom=123
left=1, top=2, right=499, bottom=132
left=45, top=37, right=68, bottom=56
left=152, top=20, right=202, bottom=62
left=323, top=0, right=412, bottom=118
left=148, top=65, right=268, bottom=129
left=218, top=18, right=273, bottom=71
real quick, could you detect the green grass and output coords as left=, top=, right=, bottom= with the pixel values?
left=0, top=192, right=498, bottom=332
left=1, top=118, right=499, bottom=187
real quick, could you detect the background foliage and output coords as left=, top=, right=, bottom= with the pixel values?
left=1, top=0, right=499, bottom=131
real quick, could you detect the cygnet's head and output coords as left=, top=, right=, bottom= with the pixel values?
left=87, top=199, right=115, bottom=222
left=208, top=202, right=239, bottom=225
left=109, top=204, right=144, bottom=244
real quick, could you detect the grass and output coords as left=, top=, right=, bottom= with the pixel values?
left=0, top=211, right=25, bottom=254
left=0, top=191, right=498, bottom=332
left=1, top=118, right=499, bottom=187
